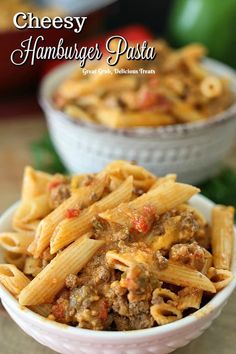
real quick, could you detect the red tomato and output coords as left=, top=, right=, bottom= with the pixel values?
left=99, top=300, right=109, bottom=321
left=138, top=89, right=158, bottom=110
left=65, top=208, right=80, bottom=219
left=156, top=94, right=172, bottom=112
left=131, top=215, right=150, bottom=234
left=48, top=180, right=62, bottom=190
left=52, top=303, right=65, bottom=321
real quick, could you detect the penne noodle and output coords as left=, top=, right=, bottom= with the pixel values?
left=96, top=109, right=175, bottom=128
left=3, top=252, right=26, bottom=271
left=106, top=249, right=150, bottom=271
left=177, top=249, right=213, bottom=311
left=64, top=104, right=94, bottom=122
left=207, top=267, right=233, bottom=292
left=30, top=304, right=52, bottom=317
left=157, top=261, right=216, bottom=293
left=19, top=235, right=104, bottom=306
left=21, top=166, right=53, bottom=202
left=13, top=219, right=41, bottom=234
left=99, top=181, right=199, bottom=226
left=150, top=303, right=182, bottom=325
left=177, top=288, right=202, bottom=311
left=33, top=173, right=109, bottom=257
left=211, top=205, right=234, bottom=270
left=50, top=176, right=133, bottom=254
left=152, top=288, right=178, bottom=304
left=24, top=257, right=42, bottom=277
left=0, top=264, right=30, bottom=296
left=0, top=232, right=33, bottom=254
left=150, top=174, right=177, bottom=190
left=104, top=160, right=157, bottom=191
left=13, top=195, right=52, bottom=224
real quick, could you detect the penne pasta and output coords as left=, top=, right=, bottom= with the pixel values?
left=3, top=252, right=26, bottom=271
left=33, top=173, right=109, bottom=257
left=0, top=264, right=30, bottom=296
left=207, top=267, right=233, bottom=292
left=177, top=249, right=213, bottom=311
left=21, top=166, right=53, bottom=202
left=19, top=235, right=104, bottom=306
left=106, top=249, right=150, bottom=271
left=13, top=219, right=41, bottom=234
left=104, top=160, right=157, bottom=192
left=13, top=195, right=52, bottom=225
left=0, top=161, right=233, bottom=331
left=150, top=174, right=177, bottom=190
left=0, top=232, right=33, bottom=254
left=211, top=205, right=234, bottom=270
left=157, top=261, right=216, bottom=293
left=152, top=288, right=178, bottom=304
left=150, top=303, right=182, bottom=325
left=99, top=181, right=199, bottom=227
left=24, top=257, right=42, bottom=277
left=177, top=288, right=202, bottom=311
left=50, top=176, right=133, bottom=254
left=30, top=304, right=53, bottom=318
left=96, top=109, right=175, bottom=128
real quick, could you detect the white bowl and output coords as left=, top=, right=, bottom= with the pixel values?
left=0, top=196, right=235, bottom=354
left=39, top=59, right=236, bottom=184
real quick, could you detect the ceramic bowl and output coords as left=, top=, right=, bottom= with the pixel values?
left=0, top=195, right=235, bottom=354
left=39, top=59, right=236, bottom=184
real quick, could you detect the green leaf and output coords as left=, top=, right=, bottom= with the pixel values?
left=31, top=134, right=67, bottom=174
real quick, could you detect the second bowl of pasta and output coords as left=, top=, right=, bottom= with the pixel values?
left=40, top=42, right=236, bottom=183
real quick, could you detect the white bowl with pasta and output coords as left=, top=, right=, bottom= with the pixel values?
left=0, top=196, right=235, bottom=354
left=39, top=58, right=236, bottom=184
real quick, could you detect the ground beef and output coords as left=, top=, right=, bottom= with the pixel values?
left=113, top=313, right=154, bottom=330
left=155, top=251, right=168, bottom=270
left=108, top=282, right=129, bottom=316
left=113, top=314, right=131, bottom=331
left=93, top=266, right=111, bottom=284
left=169, top=242, right=206, bottom=271
left=128, top=300, right=150, bottom=316
left=49, top=183, right=70, bottom=209
left=65, top=274, right=78, bottom=289
left=179, top=212, right=200, bottom=240
left=129, top=313, right=154, bottom=330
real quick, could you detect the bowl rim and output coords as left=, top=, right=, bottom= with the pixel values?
left=39, top=58, right=236, bottom=138
left=0, top=195, right=236, bottom=340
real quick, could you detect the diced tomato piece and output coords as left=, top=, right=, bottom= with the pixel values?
left=131, top=215, right=150, bottom=234
left=156, top=94, right=172, bottom=112
left=99, top=300, right=109, bottom=321
left=48, top=180, right=62, bottom=190
left=65, top=208, right=80, bottom=219
left=138, top=89, right=158, bottom=110
left=52, top=303, right=65, bottom=321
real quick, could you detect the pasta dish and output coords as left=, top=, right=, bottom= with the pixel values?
left=54, top=41, right=235, bottom=128
left=0, top=161, right=234, bottom=330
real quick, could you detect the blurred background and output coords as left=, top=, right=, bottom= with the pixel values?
left=0, top=0, right=236, bottom=211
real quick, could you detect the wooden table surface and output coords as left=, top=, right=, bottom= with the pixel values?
left=0, top=115, right=236, bottom=354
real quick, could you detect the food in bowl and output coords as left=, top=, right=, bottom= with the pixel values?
left=53, top=41, right=235, bottom=128
left=0, top=161, right=234, bottom=331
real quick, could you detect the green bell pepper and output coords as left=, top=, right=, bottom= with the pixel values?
left=167, top=0, right=236, bottom=68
